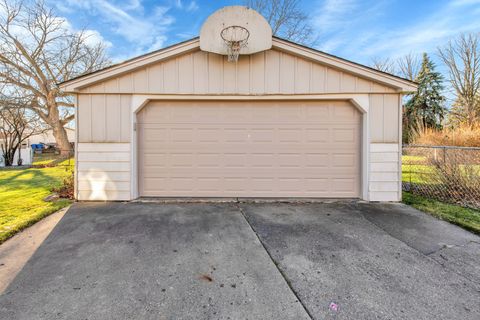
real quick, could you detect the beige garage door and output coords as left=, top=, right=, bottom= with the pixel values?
left=138, top=100, right=361, bottom=198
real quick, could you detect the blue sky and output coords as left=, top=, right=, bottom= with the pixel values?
left=49, top=0, right=480, bottom=67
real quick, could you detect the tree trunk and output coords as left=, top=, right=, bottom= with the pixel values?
left=3, top=147, right=16, bottom=166
left=52, top=123, right=72, bottom=156
left=46, top=98, right=73, bottom=156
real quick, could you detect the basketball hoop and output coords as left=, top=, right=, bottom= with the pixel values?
left=220, top=25, right=250, bottom=62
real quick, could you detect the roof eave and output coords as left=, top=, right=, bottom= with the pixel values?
left=60, top=36, right=417, bottom=93
left=59, top=38, right=201, bottom=93
left=272, top=38, right=417, bottom=93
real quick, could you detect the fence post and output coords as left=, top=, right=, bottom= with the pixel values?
left=404, top=144, right=480, bottom=210
left=407, top=146, right=412, bottom=190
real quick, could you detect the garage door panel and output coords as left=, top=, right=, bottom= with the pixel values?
left=332, top=178, right=358, bottom=192
left=141, top=167, right=359, bottom=178
left=333, top=103, right=359, bottom=118
left=141, top=144, right=355, bottom=153
left=197, top=128, right=222, bottom=142
left=142, top=155, right=360, bottom=171
left=332, top=153, right=357, bottom=167
left=305, top=129, right=330, bottom=142
left=138, top=101, right=361, bottom=197
left=305, top=104, right=329, bottom=119
left=333, top=128, right=357, bottom=142
left=143, top=153, right=169, bottom=166
left=305, top=178, right=330, bottom=192
left=196, top=178, right=223, bottom=191
left=140, top=182, right=359, bottom=197
left=141, top=128, right=169, bottom=142
left=197, top=153, right=222, bottom=167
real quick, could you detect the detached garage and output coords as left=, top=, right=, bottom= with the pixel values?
left=60, top=6, right=416, bottom=202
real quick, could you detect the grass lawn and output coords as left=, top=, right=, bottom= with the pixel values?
left=0, top=166, right=73, bottom=243
left=32, top=153, right=75, bottom=167
left=402, top=191, right=480, bottom=234
left=402, top=155, right=480, bottom=234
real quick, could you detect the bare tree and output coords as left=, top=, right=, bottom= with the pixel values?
left=438, top=33, right=480, bottom=126
left=370, top=57, right=396, bottom=74
left=245, top=0, right=314, bottom=44
left=0, top=0, right=110, bottom=155
left=397, top=53, right=422, bottom=81
left=396, top=53, right=422, bottom=143
left=0, top=103, right=45, bottom=166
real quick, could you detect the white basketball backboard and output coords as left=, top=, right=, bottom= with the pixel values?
left=200, top=6, right=273, bottom=56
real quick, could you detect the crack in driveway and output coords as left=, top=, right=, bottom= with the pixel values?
left=236, top=203, right=314, bottom=320
left=2, top=201, right=479, bottom=320
left=424, top=240, right=480, bottom=256
left=357, top=206, right=480, bottom=286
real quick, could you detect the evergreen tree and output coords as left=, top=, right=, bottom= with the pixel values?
left=404, top=53, right=446, bottom=142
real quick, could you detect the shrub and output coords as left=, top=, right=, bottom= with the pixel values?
left=430, top=152, right=480, bottom=208
left=411, top=124, right=480, bottom=147
left=51, top=172, right=74, bottom=200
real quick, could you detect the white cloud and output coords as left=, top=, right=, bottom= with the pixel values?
left=356, top=1, right=480, bottom=59
left=148, top=35, right=168, bottom=52
left=312, top=0, right=480, bottom=65
left=186, top=1, right=199, bottom=12
left=313, top=0, right=357, bottom=31
left=54, top=0, right=175, bottom=54
left=450, top=0, right=480, bottom=6
left=176, top=32, right=196, bottom=40
left=82, top=29, right=113, bottom=48
left=123, top=0, right=143, bottom=11
left=312, top=0, right=387, bottom=53
left=174, top=0, right=198, bottom=12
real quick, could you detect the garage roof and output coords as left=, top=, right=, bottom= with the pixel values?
left=60, top=37, right=417, bottom=93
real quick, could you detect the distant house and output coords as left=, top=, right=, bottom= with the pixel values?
left=0, top=128, right=75, bottom=167
left=0, top=133, right=32, bottom=167
left=29, top=127, right=75, bottom=145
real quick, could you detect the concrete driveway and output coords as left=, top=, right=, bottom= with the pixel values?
left=0, top=201, right=479, bottom=320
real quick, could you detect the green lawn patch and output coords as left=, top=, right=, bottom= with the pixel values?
left=402, top=191, right=480, bottom=234
left=0, top=166, right=73, bottom=243
left=402, top=164, right=435, bottom=184
left=32, top=153, right=74, bottom=167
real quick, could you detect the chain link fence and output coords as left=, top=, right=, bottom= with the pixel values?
left=403, top=145, right=480, bottom=209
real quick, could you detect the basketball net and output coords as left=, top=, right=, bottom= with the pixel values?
left=221, top=26, right=250, bottom=62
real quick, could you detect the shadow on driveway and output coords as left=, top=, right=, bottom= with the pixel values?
left=0, top=201, right=479, bottom=320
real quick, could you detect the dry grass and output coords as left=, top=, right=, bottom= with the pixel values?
left=412, top=124, right=480, bottom=147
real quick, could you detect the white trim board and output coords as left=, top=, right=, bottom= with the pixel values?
left=130, top=94, right=370, bottom=113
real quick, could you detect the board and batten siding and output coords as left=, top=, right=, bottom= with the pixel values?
left=79, top=49, right=397, bottom=95
left=77, top=95, right=132, bottom=200
left=368, top=94, right=401, bottom=201
left=78, top=94, right=131, bottom=143
left=369, top=94, right=400, bottom=143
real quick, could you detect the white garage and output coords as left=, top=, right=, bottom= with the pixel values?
left=60, top=6, right=416, bottom=202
